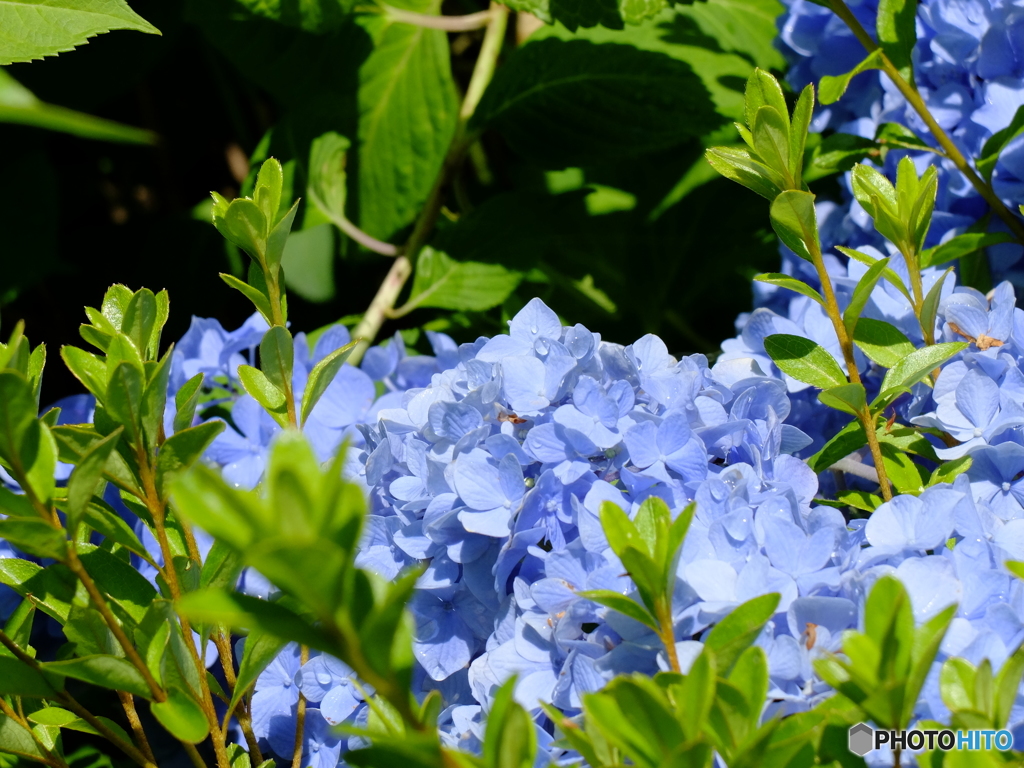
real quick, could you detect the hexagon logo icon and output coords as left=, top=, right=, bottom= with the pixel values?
left=849, top=723, right=874, bottom=756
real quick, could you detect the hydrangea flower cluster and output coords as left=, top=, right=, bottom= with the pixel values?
left=169, top=294, right=1024, bottom=768
left=770, top=0, right=1024, bottom=303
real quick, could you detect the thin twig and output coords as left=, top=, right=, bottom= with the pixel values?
left=826, top=0, right=1024, bottom=244
left=348, top=2, right=510, bottom=364
left=380, top=3, right=494, bottom=31
left=307, top=188, right=401, bottom=256
left=290, top=645, right=311, bottom=768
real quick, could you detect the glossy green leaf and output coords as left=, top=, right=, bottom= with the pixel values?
left=929, top=455, right=972, bottom=486
left=217, top=198, right=268, bottom=265
left=853, top=318, right=916, bottom=369
left=0, top=559, right=75, bottom=623
left=82, top=500, right=151, bottom=562
left=819, top=50, right=884, bottom=105
left=880, top=341, right=966, bottom=393
left=977, top=105, right=1024, bottom=182
left=44, top=655, right=151, bottom=699
left=818, top=383, right=867, bottom=415
left=880, top=443, right=928, bottom=495
left=0, top=519, right=66, bottom=560
left=788, top=84, right=814, bottom=185
left=763, top=334, right=847, bottom=390
left=751, top=105, right=791, bottom=183
left=228, top=631, right=287, bottom=718
left=0, top=0, right=160, bottom=65
left=173, top=373, right=205, bottom=434
left=105, top=361, right=144, bottom=442
left=65, top=427, right=121, bottom=529
left=307, top=130, right=350, bottom=224
left=0, top=713, right=47, bottom=761
left=78, top=545, right=157, bottom=625
left=838, top=245, right=914, bottom=304
left=769, top=190, right=819, bottom=262
left=60, top=346, right=107, bottom=400
left=52, top=424, right=143, bottom=497
left=155, top=420, right=226, bottom=496
left=877, top=0, right=917, bottom=82
left=705, top=146, right=784, bottom=200
left=483, top=678, right=536, bottom=768
left=151, top=688, right=210, bottom=743
left=0, top=656, right=60, bottom=697
left=220, top=273, right=273, bottom=324
left=172, top=464, right=263, bottom=551
left=836, top=489, right=883, bottom=512
left=300, top=340, right=358, bottom=426
left=200, top=540, right=244, bottom=592
left=920, top=232, right=1013, bottom=269
left=577, top=590, right=659, bottom=631
left=804, top=132, right=878, bottom=182
left=176, top=589, right=330, bottom=650
left=254, top=157, right=284, bottom=225
left=704, top=593, right=780, bottom=676
left=237, top=365, right=289, bottom=427
left=743, top=68, right=788, bottom=130
left=843, top=259, right=889, bottom=339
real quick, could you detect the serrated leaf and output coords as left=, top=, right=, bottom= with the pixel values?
left=853, top=318, right=916, bottom=368
left=763, top=334, right=847, bottom=390
left=356, top=15, right=457, bottom=239
left=0, top=0, right=160, bottom=66
left=819, top=50, right=883, bottom=105
left=474, top=36, right=722, bottom=168
left=300, top=340, right=358, bottom=426
left=406, top=247, right=521, bottom=314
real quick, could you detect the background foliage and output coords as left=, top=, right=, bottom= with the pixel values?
left=0, top=0, right=784, bottom=406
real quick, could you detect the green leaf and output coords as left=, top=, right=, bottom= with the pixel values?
left=237, top=365, right=289, bottom=428
left=0, top=0, right=160, bottom=65
left=878, top=427, right=940, bottom=463
left=356, top=16, right=457, bottom=239
left=82, top=500, right=152, bottom=562
left=0, top=713, right=46, bottom=761
left=577, top=590, right=659, bottom=631
left=300, top=340, right=358, bottom=426
left=836, top=489, right=883, bottom=512
left=819, top=50, right=884, bottom=105
left=176, top=589, right=330, bottom=650
left=851, top=163, right=898, bottom=218
left=876, top=0, right=917, bottom=82
left=281, top=223, right=335, bottom=304
left=78, top=546, right=157, bottom=625
left=769, top=190, right=820, bottom=262
left=65, top=427, right=121, bottom=530
left=171, top=464, right=264, bottom=551
left=217, top=198, right=268, bottom=265
left=880, top=443, right=928, bottom=495
left=879, top=341, right=966, bottom=393
left=919, top=232, right=1013, bottom=269
left=0, top=69, right=155, bottom=143
left=705, top=146, right=784, bottom=200
left=105, top=361, right=144, bottom=442
left=156, top=420, right=226, bottom=496
left=0, top=519, right=67, bottom=561
left=259, top=325, right=293, bottom=395
left=843, top=256, right=890, bottom=337
left=200, top=540, right=244, bottom=591
left=473, top=36, right=722, bottom=168
left=977, top=105, right=1024, bottom=182
left=930, top=455, right=973, bottom=487
left=752, top=105, right=792, bottom=183
left=151, top=688, right=210, bottom=743
left=264, top=200, right=299, bottom=271
left=228, top=632, right=287, bottom=718
left=406, top=247, right=522, bottom=314
left=307, top=131, right=350, bottom=224
left=743, top=68, right=788, bottom=131
left=853, top=318, right=916, bottom=368
left=789, top=85, right=814, bottom=186
left=818, top=383, right=867, bottom=416
left=220, top=273, right=273, bottom=324
left=483, top=678, right=537, bottom=768
left=173, top=374, right=205, bottom=435
left=876, top=122, right=932, bottom=152
left=704, top=594, right=780, bottom=676
left=43, top=655, right=150, bottom=699
left=837, top=245, right=914, bottom=304
left=60, top=346, right=107, bottom=400
left=763, top=334, right=847, bottom=390
left=804, top=132, right=877, bottom=183
left=994, top=646, right=1024, bottom=727
left=0, top=559, right=75, bottom=623
left=52, top=425, right=142, bottom=497
left=0, top=656, right=61, bottom=697
left=807, top=420, right=868, bottom=473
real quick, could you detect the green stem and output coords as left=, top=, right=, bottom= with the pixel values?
left=656, top=602, right=680, bottom=673
left=808, top=239, right=894, bottom=500
left=826, top=0, right=1024, bottom=245
left=348, top=2, right=509, bottom=364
